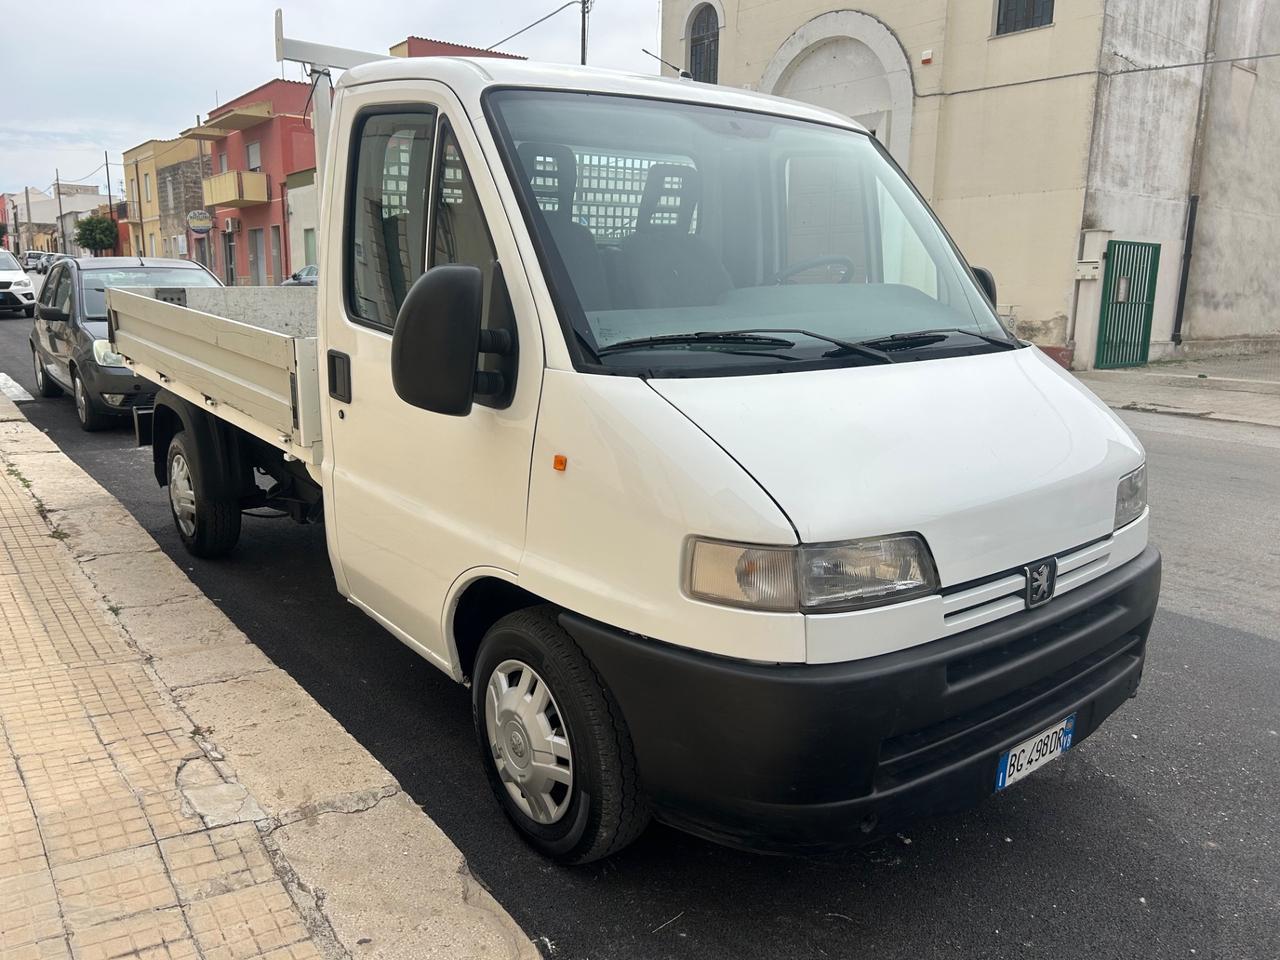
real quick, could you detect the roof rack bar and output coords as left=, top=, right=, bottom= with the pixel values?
left=274, top=8, right=388, bottom=71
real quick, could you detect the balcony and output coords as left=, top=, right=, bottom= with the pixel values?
left=202, top=170, right=269, bottom=208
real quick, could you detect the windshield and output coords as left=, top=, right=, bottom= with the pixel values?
left=81, top=267, right=220, bottom=319
left=0, top=252, right=19, bottom=271
left=490, top=90, right=1009, bottom=375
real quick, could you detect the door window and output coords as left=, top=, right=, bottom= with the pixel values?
left=346, top=109, right=437, bottom=331
left=50, top=267, right=72, bottom=314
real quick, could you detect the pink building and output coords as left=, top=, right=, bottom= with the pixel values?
left=188, top=80, right=316, bottom=285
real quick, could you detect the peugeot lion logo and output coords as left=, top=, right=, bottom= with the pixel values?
left=1025, top=558, right=1057, bottom=609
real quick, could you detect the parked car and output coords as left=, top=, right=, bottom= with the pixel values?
left=110, top=48, right=1160, bottom=863
left=21, top=251, right=44, bottom=272
left=0, top=250, right=37, bottom=317
left=281, top=264, right=318, bottom=286
left=30, top=257, right=222, bottom=430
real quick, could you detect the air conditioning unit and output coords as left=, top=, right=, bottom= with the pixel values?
left=223, top=217, right=240, bottom=233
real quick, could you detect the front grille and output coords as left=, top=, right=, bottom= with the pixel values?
left=875, top=595, right=1146, bottom=788
left=0, top=281, right=11, bottom=290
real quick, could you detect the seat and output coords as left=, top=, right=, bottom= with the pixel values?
left=617, top=163, right=732, bottom=309
left=516, top=142, right=610, bottom=311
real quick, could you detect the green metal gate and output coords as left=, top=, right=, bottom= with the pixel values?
left=1095, top=240, right=1161, bottom=369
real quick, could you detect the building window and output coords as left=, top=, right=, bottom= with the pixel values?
left=246, top=142, right=262, bottom=172
left=995, top=0, right=1054, bottom=35
left=219, top=152, right=228, bottom=173
left=144, top=173, right=151, bottom=202
left=303, top=228, right=316, bottom=267
left=689, top=5, right=719, bottom=83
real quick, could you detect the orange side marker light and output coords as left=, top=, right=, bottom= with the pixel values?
left=553, top=454, right=568, bottom=472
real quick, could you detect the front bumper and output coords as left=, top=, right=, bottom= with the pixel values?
left=561, top=545, right=1161, bottom=853
left=0, top=288, right=35, bottom=308
left=79, top=363, right=156, bottom=411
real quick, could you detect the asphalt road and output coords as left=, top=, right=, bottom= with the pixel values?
left=1, top=306, right=1277, bottom=960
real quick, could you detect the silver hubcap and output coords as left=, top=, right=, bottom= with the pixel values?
left=484, top=659, right=573, bottom=824
left=32, top=352, right=43, bottom=387
left=169, top=453, right=197, bottom=537
left=74, top=375, right=86, bottom=420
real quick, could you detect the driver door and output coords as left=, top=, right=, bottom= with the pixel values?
left=36, top=264, right=74, bottom=386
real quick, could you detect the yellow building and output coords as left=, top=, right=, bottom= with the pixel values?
left=122, top=138, right=201, bottom=259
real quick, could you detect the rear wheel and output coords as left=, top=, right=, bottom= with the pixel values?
left=72, top=369, right=111, bottom=431
left=31, top=348, right=62, bottom=398
left=166, top=431, right=241, bottom=557
left=473, top=606, right=649, bottom=863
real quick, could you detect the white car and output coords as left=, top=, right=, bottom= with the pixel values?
left=0, top=250, right=36, bottom=317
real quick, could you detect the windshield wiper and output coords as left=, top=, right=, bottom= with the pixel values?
left=725, top=328, right=895, bottom=364
left=855, top=328, right=1020, bottom=351
left=597, top=331, right=797, bottom=356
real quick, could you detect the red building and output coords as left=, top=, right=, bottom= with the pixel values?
left=187, top=80, right=316, bottom=285
left=389, top=36, right=524, bottom=59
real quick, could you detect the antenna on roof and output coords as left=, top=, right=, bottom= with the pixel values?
left=641, top=47, right=691, bottom=78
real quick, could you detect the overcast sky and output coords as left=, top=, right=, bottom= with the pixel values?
left=2, top=0, right=659, bottom=197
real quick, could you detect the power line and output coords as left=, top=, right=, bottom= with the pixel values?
left=1109, top=49, right=1280, bottom=75
left=487, top=1, right=579, bottom=51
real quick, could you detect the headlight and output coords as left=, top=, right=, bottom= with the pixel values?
left=1115, top=463, right=1147, bottom=530
left=92, top=339, right=126, bottom=367
left=686, top=533, right=938, bottom=612
left=14, top=277, right=31, bottom=289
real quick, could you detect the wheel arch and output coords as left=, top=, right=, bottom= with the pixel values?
left=150, top=389, right=246, bottom=496
left=445, top=569, right=546, bottom=683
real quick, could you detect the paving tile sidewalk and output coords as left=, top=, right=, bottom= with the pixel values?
left=0, top=395, right=537, bottom=959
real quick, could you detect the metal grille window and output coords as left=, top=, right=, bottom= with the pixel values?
left=689, top=5, right=719, bottom=84
left=570, top=151, right=697, bottom=241
left=995, top=0, right=1054, bottom=35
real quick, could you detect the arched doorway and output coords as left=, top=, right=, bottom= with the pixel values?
left=760, top=11, right=914, bottom=166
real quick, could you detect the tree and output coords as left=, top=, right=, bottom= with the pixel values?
left=74, top=215, right=118, bottom=256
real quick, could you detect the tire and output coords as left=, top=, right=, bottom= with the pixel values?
left=31, top=348, right=62, bottom=398
left=473, top=606, right=649, bottom=864
left=166, top=431, right=241, bottom=558
left=23, top=305, right=34, bottom=319
left=71, top=369, right=111, bottom=431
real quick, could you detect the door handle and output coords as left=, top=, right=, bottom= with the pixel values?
left=327, top=350, right=352, bottom=403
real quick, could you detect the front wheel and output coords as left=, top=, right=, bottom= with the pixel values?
left=23, top=304, right=34, bottom=319
left=166, top=431, right=241, bottom=558
left=72, top=369, right=110, bottom=431
left=473, top=606, right=649, bottom=864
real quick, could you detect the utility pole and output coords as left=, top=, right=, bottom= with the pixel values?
left=24, top=186, right=33, bottom=253
left=54, top=169, right=67, bottom=253
left=11, top=200, right=20, bottom=254
left=580, top=0, right=588, bottom=65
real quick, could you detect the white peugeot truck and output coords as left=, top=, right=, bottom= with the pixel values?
left=107, top=18, right=1160, bottom=863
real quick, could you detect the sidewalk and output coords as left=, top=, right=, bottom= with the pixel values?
left=1077, top=366, right=1280, bottom=429
left=0, top=394, right=538, bottom=960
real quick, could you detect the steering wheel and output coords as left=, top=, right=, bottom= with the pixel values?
left=773, top=255, right=857, bottom=285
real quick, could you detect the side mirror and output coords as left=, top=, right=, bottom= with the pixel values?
left=37, top=303, right=68, bottom=323
left=973, top=266, right=997, bottom=308
left=392, top=265, right=486, bottom=416
left=290, top=271, right=300, bottom=281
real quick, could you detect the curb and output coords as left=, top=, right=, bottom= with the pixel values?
left=1079, top=369, right=1280, bottom=398
left=0, top=393, right=539, bottom=960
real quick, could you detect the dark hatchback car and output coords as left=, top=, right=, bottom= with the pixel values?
left=280, top=263, right=318, bottom=286
left=30, top=257, right=222, bottom=430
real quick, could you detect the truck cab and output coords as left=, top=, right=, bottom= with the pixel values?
left=110, top=53, right=1159, bottom=863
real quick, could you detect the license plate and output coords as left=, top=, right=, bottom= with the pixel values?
left=995, top=713, right=1075, bottom=791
